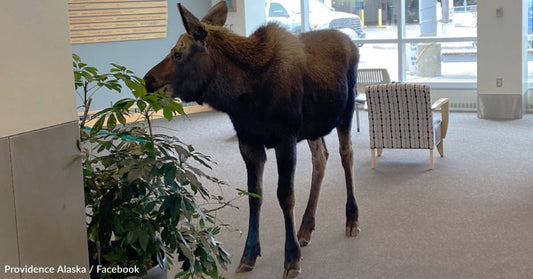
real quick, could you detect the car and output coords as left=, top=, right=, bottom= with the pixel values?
left=265, top=0, right=366, bottom=43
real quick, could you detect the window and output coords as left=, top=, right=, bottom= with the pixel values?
left=269, top=3, right=289, bottom=18
left=266, top=0, right=478, bottom=87
left=527, top=0, right=532, bottom=112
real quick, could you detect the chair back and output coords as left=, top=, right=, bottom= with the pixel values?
left=356, top=68, right=391, bottom=93
left=366, top=83, right=434, bottom=149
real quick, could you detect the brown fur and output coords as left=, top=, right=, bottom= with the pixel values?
left=206, top=24, right=289, bottom=69
left=144, top=2, right=359, bottom=278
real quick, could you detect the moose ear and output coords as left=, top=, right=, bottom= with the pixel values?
left=201, top=1, right=228, bottom=26
left=178, top=3, right=207, bottom=41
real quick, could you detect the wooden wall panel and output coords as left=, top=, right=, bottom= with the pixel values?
left=68, top=0, right=168, bottom=44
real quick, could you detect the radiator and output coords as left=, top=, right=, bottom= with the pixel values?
left=432, top=89, right=477, bottom=112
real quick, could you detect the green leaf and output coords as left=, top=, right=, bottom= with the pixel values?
left=172, top=100, right=186, bottom=115
left=80, top=71, right=93, bottom=80
left=74, top=72, right=81, bottom=83
left=85, top=66, right=98, bottom=75
left=163, top=106, right=173, bottom=121
left=72, top=53, right=80, bottom=62
left=179, top=243, right=195, bottom=264
left=237, top=188, right=262, bottom=199
left=91, top=107, right=112, bottom=120
left=115, top=112, right=127, bottom=125
left=164, top=164, right=177, bottom=185
left=139, top=228, right=149, bottom=251
left=104, top=82, right=122, bottom=92
left=137, top=100, right=147, bottom=113
left=90, top=116, right=106, bottom=136
left=110, top=63, right=126, bottom=71
left=113, top=99, right=135, bottom=110
left=107, top=114, right=117, bottom=130
left=125, top=79, right=147, bottom=98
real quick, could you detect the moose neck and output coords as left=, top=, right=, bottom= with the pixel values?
left=206, top=26, right=275, bottom=70
left=198, top=25, right=277, bottom=115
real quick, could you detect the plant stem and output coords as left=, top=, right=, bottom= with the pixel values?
left=80, top=81, right=92, bottom=134
left=144, top=105, right=153, bottom=137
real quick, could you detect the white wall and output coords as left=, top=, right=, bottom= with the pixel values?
left=244, top=0, right=267, bottom=36
left=477, top=0, right=527, bottom=96
left=0, top=0, right=77, bottom=138
left=225, top=0, right=247, bottom=35
left=0, top=2, right=89, bottom=278
left=212, top=0, right=266, bottom=36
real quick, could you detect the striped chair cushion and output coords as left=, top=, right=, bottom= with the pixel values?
left=366, top=83, right=434, bottom=149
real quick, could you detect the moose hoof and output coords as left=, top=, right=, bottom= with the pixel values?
left=236, top=262, right=254, bottom=273
left=283, top=263, right=301, bottom=279
left=345, top=221, right=360, bottom=237
left=297, top=230, right=312, bottom=247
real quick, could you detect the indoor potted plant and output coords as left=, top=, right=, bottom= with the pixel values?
left=74, top=54, right=243, bottom=279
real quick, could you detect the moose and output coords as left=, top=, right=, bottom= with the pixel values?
left=144, top=1, right=360, bottom=278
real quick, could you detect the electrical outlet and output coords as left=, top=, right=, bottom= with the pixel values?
left=496, top=78, right=503, bottom=87
left=496, top=8, right=504, bottom=18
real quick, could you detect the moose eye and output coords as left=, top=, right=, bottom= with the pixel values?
left=173, top=52, right=182, bottom=60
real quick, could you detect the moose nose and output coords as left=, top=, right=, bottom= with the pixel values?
left=143, top=74, right=157, bottom=93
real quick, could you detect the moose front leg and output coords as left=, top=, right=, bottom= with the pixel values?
left=297, top=137, right=328, bottom=247
left=275, top=136, right=302, bottom=279
left=236, top=140, right=266, bottom=273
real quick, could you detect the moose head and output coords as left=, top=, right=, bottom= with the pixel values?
left=143, top=1, right=228, bottom=104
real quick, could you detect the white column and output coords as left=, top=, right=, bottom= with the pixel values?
left=477, top=0, right=527, bottom=119
left=0, top=1, right=89, bottom=278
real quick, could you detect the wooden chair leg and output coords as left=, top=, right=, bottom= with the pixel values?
left=370, top=149, right=376, bottom=169
left=377, top=148, right=383, bottom=157
left=437, top=141, right=444, bottom=157
left=429, top=149, right=434, bottom=170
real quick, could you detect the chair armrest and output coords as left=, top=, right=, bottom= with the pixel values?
left=431, top=98, right=449, bottom=111
left=431, top=98, right=449, bottom=139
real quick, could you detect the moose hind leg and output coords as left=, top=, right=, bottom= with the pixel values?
left=236, top=140, right=266, bottom=273
left=275, top=136, right=302, bottom=279
left=297, top=137, right=328, bottom=247
left=337, top=127, right=360, bottom=237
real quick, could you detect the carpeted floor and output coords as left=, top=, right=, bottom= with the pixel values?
left=154, top=111, right=533, bottom=279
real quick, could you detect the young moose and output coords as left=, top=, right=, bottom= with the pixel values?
left=144, top=2, right=359, bottom=278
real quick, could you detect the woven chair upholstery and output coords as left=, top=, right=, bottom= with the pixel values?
left=366, top=83, right=449, bottom=170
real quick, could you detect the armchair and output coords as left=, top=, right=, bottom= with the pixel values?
left=365, top=83, right=449, bottom=170
left=354, top=68, right=391, bottom=132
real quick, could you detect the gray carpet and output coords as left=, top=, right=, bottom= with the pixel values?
left=154, top=111, right=533, bottom=279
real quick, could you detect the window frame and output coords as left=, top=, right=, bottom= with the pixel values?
left=318, top=0, right=478, bottom=89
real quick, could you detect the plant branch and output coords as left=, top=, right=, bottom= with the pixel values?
left=144, top=105, right=154, bottom=137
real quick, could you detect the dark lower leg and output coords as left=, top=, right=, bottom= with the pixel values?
left=238, top=195, right=262, bottom=271
left=237, top=141, right=266, bottom=273
left=275, top=137, right=301, bottom=278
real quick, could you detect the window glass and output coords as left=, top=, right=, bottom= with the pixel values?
left=265, top=0, right=367, bottom=40
left=265, top=0, right=478, bottom=85
left=358, top=43, right=398, bottom=81
left=524, top=0, right=533, bottom=87
left=335, top=0, right=397, bottom=40
left=406, top=0, right=476, bottom=38
left=266, top=1, right=301, bottom=33
left=269, top=3, right=289, bottom=17
left=405, top=42, right=476, bottom=82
